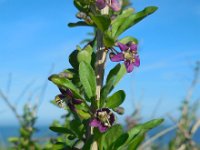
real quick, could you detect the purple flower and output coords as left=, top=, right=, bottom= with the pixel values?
left=110, top=42, right=140, bottom=73
left=90, top=108, right=115, bottom=132
left=57, top=88, right=82, bottom=111
left=96, top=0, right=121, bottom=12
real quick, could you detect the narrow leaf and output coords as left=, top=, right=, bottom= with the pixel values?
left=68, top=21, right=92, bottom=27
left=142, top=118, right=164, bottom=130
left=102, top=125, right=123, bottom=149
left=115, top=6, right=158, bottom=37
left=79, top=61, right=96, bottom=100
left=106, top=90, right=126, bottom=108
left=101, top=64, right=126, bottom=103
left=103, top=32, right=116, bottom=47
left=90, top=14, right=111, bottom=32
left=111, top=8, right=134, bottom=37
left=49, top=126, right=75, bottom=135
left=49, top=74, right=82, bottom=99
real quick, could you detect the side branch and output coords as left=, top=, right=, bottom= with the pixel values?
left=0, top=89, right=22, bottom=123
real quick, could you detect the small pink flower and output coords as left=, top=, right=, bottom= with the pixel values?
left=57, top=88, right=82, bottom=111
left=110, top=42, right=140, bottom=73
left=90, top=108, right=115, bottom=132
left=96, top=0, right=121, bottom=11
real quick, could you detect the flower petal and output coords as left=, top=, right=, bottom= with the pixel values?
left=117, top=42, right=129, bottom=51
left=130, top=43, right=137, bottom=51
left=109, top=113, right=115, bottom=125
left=59, top=88, right=66, bottom=95
left=66, top=89, right=73, bottom=97
left=72, top=98, right=82, bottom=105
left=108, top=0, right=121, bottom=12
left=68, top=103, right=75, bottom=112
left=134, top=56, right=140, bottom=67
left=101, top=108, right=110, bottom=114
left=90, top=119, right=101, bottom=127
left=124, top=61, right=134, bottom=73
left=96, top=0, right=106, bottom=10
left=110, top=53, right=124, bottom=62
left=98, top=124, right=108, bottom=132
left=57, top=94, right=65, bottom=100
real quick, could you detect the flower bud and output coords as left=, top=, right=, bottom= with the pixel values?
left=58, top=71, right=73, bottom=79
left=113, top=107, right=124, bottom=115
left=76, top=12, right=87, bottom=19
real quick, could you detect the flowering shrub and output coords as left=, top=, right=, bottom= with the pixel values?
left=48, top=0, right=163, bottom=149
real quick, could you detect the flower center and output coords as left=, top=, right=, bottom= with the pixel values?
left=97, top=111, right=111, bottom=127
left=123, top=48, right=137, bottom=62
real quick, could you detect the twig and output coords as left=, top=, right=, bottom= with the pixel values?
left=38, top=64, right=54, bottom=108
left=191, top=119, right=200, bottom=136
left=15, top=79, right=36, bottom=105
left=0, top=89, right=22, bottom=123
left=151, top=98, right=162, bottom=119
left=182, top=62, right=200, bottom=118
left=6, top=73, right=12, bottom=94
left=167, top=113, right=191, bottom=139
left=139, top=124, right=178, bottom=149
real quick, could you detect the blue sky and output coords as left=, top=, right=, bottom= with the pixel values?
left=0, top=0, right=200, bottom=126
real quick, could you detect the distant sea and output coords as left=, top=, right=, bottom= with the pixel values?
left=0, top=125, right=199, bottom=146
left=0, top=125, right=56, bottom=146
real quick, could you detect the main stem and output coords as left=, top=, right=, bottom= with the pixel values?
left=91, top=6, right=109, bottom=150
left=95, top=7, right=109, bottom=102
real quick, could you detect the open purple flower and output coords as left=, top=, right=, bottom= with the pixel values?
left=90, top=108, right=115, bottom=132
left=96, top=0, right=121, bottom=12
left=57, top=88, right=82, bottom=111
left=110, top=42, right=140, bottom=73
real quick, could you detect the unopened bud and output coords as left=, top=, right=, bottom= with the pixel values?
left=76, top=12, right=87, bottom=19
left=59, top=71, right=73, bottom=79
left=113, top=107, right=124, bottom=115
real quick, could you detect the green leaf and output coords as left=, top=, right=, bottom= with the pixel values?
left=107, top=63, right=126, bottom=86
left=8, top=137, right=19, bottom=143
left=74, top=0, right=89, bottom=12
left=48, top=74, right=83, bottom=99
left=70, top=119, right=84, bottom=139
left=82, top=136, right=94, bottom=150
left=52, top=142, right=70, bottom=149
left=102, top=124, right=123, bottom=149
left=115, top=6, right=158, bottom=37
left=76, top=109, right=91, bottom=119
left=69, top=50, right=79, bottom=70
left=112, top=133, right=129, bottom=149
left=118, top=36, right=138, bottom=44
left=83, top=44, right=93, bottom=54
left=68, top=21, right=92, bottom=27
left=127, top=132, right=145, bottom=150
left=103, top=32, right=116, bottom=47
left=77, top=45, right=93, bottom=64
left=101, top=64, right=126, bottom=103
left=111, top=8, right=134, bottom=37
left=125, top=119, right=164, bottom=149
left=142, top=118, right=164, bottom=130
left=90, top=14, right=111, bottom=32
left=106, top=90, right=126, bottom=108
left=79, top=61, right=96, bottom=100
left=78, top=50, right=91, bottom=64
left=49, top=126, right=75, bottom=135
left=126, top=125, right=142, bottom=144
